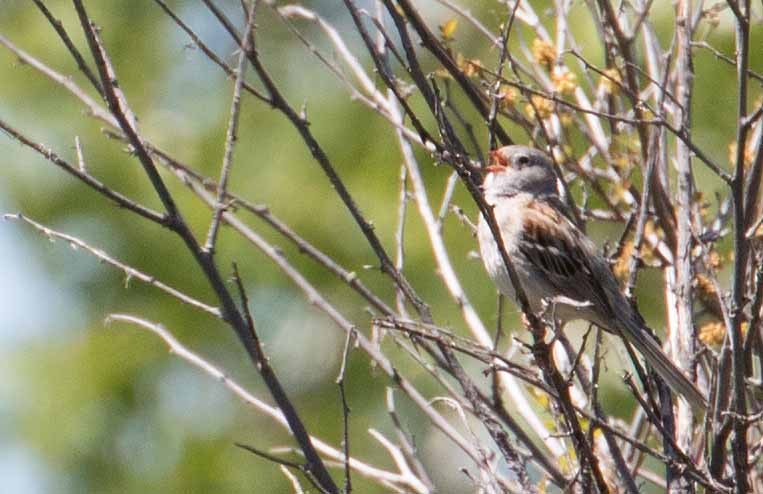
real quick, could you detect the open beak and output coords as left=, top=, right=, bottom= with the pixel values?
left=484, top=150, right=509, bottom=174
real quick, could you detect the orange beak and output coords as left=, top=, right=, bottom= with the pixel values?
left=485, top=150, right=509, bottom=173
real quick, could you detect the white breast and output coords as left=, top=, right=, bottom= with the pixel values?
left=477, top=195, right=533, bottom=307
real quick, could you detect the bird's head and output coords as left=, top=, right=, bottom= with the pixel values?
left=482, top=145, right=559, bottom=202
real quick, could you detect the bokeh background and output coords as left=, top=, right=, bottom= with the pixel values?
left=1, top=1, right=761, bottom=492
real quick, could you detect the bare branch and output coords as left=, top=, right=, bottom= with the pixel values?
left=32, top=0, right=103, bottom=94
left=0, top=118, right=166, bottom=225
left=726, top=1, right=753, bottom=491
left=106, top=313, right=429, bottom=493
left=336, top=330, right=354, bottom=494
left=5, top=213, right=220, bottom=317
left=203, top=3, right=256, bottom=254
left=71, top=2, right=338, bottom=489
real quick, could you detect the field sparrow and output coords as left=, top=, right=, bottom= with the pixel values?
left=477, top=145, right=706, bottom=409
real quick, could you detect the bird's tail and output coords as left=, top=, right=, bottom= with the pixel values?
left=619, top=319, right=707, bottom=411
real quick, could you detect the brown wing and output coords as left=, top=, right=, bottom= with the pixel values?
left=518, top=202, right=708, bottom=407
left=517, top=199, right=615, bottom=317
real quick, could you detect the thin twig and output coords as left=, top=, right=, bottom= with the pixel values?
left=385, top=388, right=434, bottom=492
left=0, top=118, right=166, bottom=225
left=280, top=465, right=305, bottom=494
left=436, top=172, right=459, bottom=230
left=336, top=330, right=355, bottom=494
left=32, top=0, right=103, bottom=94
left=74, top=136, right=86, bottom=173
left=203, top=3, right=256, bottom=254
left=487, top=2, right=519, bottom=151
left=394, top=0, right=513, bottom=145
left=151, top=0, right=269, bottom=102
left=0, top=33, right=115, bottom=125
left=105, top=313, right=428, bottom=493
left=5, top=213, right=220, bottom=317
left=691, top=40, right=763, bottom=83
left=726, top=1, right=752, bottom=491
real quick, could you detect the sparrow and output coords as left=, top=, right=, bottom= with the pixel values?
left=477, top=145, right=707, bottom=409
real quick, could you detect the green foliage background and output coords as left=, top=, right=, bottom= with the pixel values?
left=0, top=1, right=760, bottom=492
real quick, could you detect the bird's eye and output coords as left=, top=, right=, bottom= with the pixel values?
left=516, top=155, right=530, bottom=166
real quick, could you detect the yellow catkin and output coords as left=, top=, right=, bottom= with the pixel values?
left=728, top=141, right=755, bottom=168
left=525, top=95, right=554, bottom=119
left=532, top=38, right=556, bottom=67
left=708, top=250, right=723, bottom=270
left=698, top=321, right=748, bottom=347
left=498, top=84, right=518, bottom=108
left=694, top=191, right=710, bottom=220
left=456, top=54, right=483, bottom=77
left=695, top=274, right=717, bottom=300
left=552, top=67, right=577, bottom=94
left=698, top=321, right=726, bottom=347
